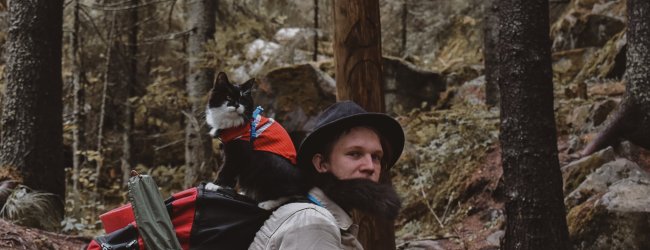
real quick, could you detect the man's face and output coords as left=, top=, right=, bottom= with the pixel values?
left=312, top=127, right=383, bottom=182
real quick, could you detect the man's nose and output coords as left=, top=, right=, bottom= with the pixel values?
left=359, top=154, right=376, bottom=172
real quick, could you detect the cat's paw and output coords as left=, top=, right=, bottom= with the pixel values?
left=205, top=182, right=222, bottom=192
left=209, top=128, right=218, bottom=137
left=258, top=197, right=291, bottom=210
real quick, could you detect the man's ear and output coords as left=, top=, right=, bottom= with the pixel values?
left=312, top=154, right=328, bottom=173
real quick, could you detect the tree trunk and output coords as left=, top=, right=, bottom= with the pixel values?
left=582, top=0, right=650, bottom=155
left=483, top=0, right=499, bottom=108
left=332, top=1, right=392, bottom=249
left=313, top=0, right=319, bottom=61
left=121, top=0, right=138, bottom=187
left=71, top=0, right=85, bottom=193
left=184, top=0, right=216, bottom=188
left=95, top=13, right=117, bottom=191
left=0, top=0, right=65, bottom=212
left=401, top=0, right=407, bottom=56
left=495, top=0, right=570, bottom=249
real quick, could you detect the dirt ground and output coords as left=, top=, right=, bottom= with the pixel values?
left=0, top=219, right=90, bottom=250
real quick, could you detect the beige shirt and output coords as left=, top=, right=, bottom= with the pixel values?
left=248, top=187, right=363, bottom=250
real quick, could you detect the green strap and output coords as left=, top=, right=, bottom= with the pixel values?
left=128, top=175, right=182, bottom=250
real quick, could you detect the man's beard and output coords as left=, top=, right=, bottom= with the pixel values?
left=315, top=173, right=402, bottom=220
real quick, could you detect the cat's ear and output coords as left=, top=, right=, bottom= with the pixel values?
left=214, top=72, right=230, bottom=89
left=240, top=78, right=256, bottom=94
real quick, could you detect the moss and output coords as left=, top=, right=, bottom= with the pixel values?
left=566, top=196, right=610, bottom=247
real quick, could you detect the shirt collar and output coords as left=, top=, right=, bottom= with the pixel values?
left=308, top=187, right=354, bottom=231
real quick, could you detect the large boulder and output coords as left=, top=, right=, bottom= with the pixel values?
left=566, top=159, right=650, bottom=249
left=255, top=64, right=336, bottom=146
left=383, top=56, right=445, bottom=114
left=562, top=146, right=616, bottom=197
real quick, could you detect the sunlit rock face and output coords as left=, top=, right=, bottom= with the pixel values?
left=566, top=158, right=650, bottom=250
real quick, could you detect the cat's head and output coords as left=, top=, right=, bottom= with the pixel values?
left=206, top=72, right=255, bottom=136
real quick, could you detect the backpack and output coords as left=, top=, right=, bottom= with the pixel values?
left=87, top=182, right=274, bottom=250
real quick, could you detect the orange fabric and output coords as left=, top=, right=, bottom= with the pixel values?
left=219, top=116, right=297, bottom=164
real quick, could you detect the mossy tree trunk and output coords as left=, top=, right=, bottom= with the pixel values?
left=582, top=0, right=650, bottom=156
left=332, top=0, right=392, bottom=249
left=184, top=0, right=216, bottom=188
left=495, top=0, right=570, bottom=249
left=0, top=0, right=65, bottom=213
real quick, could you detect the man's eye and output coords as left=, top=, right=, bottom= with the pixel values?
left=372, top=154, right=382, bottom=161
left=348, top=152, right=361, bottom=157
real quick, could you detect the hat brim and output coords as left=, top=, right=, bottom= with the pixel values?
left=297, top=113, right=405, bottom=172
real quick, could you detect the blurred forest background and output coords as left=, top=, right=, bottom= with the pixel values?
left=0, top=0, right=649, bottom=249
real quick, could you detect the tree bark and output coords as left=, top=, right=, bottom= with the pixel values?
left=495, top=0, right=570, bottom=249
left=401, top=0, right=407, bottom=57
left=121, top=0, right=138, bottom=187
left=333, top=0, right=385, bottom=112
left=313, top=0, right=319, bottom=61
left=582, top=0, right=650, bottom=155
left=184, top=0, right=216, bottom=188
left=95, top=13, right=117, bottom=191
left=483, top=0, right=499, bottom=108
left=0, top=0, right=65, bottom=213
left=332, top=1, right=392, bottom=249
left=71, top=0, right=85, bottom=193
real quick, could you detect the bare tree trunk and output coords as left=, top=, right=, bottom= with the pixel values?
left=333, top=0, right=385, bottom=112
left=495, top=0, right=570, bottom=249
left=71, top=0, right=85, bottom=193
left=582, top=0, right=650, bottom=155
left=313, top=0, right=319, bottom=61
left=184, top=0, right=216, bottom=188
left=332, top=1, right=392, bottom=249
left=401, top=0, right=407, bottom=56
left=0, top=0, right=65, bottom=214
left=121, top=0, right=138, bottom=187
left=95, top=14, right=117, bottom=191
left=483, top=0, right=499, bottom=108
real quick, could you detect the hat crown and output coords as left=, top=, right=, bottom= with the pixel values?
left=314, top=101, right=367, bottom=130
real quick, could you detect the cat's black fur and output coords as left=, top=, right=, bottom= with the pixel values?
left=206, top=72, right=307, bottom=202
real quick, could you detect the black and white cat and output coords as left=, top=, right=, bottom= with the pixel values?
left=205, top=72, right=307, bottom=207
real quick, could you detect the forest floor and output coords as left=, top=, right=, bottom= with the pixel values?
left=0, top=219, right=89, bottom=249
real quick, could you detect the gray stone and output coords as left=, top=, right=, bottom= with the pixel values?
left=591, top=99, right=618, bottom=126
left=566, top=159, right=647, bottom=208
left=486, top=230, right=504, bottom=247
left=600, top=177, right=650, bottom=213
left=561, top=146, right=615, bottom=197
left=383, top=56, right=445, bottom=115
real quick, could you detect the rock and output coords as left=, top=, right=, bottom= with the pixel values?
left=566, top=104, right=592, bottom=131
left=600, top=177, right=650, bottom=213
left=566, top=158, right=650, bottom=249
left=453, top=75, right=485, bottom=106
left=382, top=56, right=445, bottom=114
left=565, top=159, right=648, bottom=208
left=617, top=141, right=650, bottom=170
left=256, top=64, right=336, bottom=145
left=486, top=230, right=504, bottom=247
left=567, top=196, right=650, bottom=250
left=591, top=99, right=618, bottom=126
left=562, top=146, right=615, bottom=196
left=400, top=239, right=447, bottom=250
left=551, top=8, right=626, bottom=51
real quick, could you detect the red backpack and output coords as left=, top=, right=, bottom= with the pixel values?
left=87, top=183, right=272, bottom=250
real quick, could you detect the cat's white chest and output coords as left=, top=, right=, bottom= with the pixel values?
left=206, top=104, right=246, bottom=136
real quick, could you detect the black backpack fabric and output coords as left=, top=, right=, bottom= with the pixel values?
left=87, top=183, right=273, bottom=250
